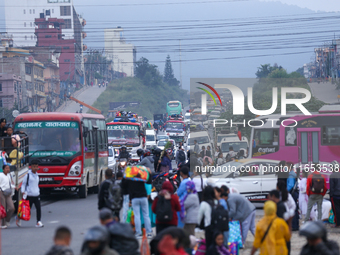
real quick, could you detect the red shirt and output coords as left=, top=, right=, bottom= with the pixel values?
left=152, top=194, right=181, bottom=225
left=306, top=172, right=327, bottom=196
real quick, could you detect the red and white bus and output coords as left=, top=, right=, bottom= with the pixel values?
left=14, top=113, right=108, bottom=198
left=106, top=121, right=144, bottom=161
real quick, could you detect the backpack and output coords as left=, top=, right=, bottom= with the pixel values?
left=311, top=174, right=325, bottom=194
left=195, top=239, right=206, bottom=255
left=156, top=195, right=173, bottom=222
left=178, top=150, right=186, bottom=162
left=210, top=202, right=229, bottom=232
left=105, top=180, right=123, bottom=211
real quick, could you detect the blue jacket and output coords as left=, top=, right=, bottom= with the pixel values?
left=287, top=170, right=297, bottom=192
left=160, top=156, right=172, bottom=170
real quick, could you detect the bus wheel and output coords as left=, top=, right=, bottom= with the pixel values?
left=92, top=185, right=99, bottom=194
left=78, top=183, right=87, bottom=198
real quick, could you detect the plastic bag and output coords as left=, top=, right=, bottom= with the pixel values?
left=126, top=207, right=135, bottom=231
left=140, top=228, right=151, bottom=255
left=0, top=205, right=6, bottom=219
left=329, top=209, right=335, bottom=224
left=17, top=199, right=31, bottom=221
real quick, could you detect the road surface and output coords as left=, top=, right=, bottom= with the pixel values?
left=309, top=82, right=339, bottom=104
left=2, top=193, right=99, bottom=255
left=60, top=85, right=106, bottom=113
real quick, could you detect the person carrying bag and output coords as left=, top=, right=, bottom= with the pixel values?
left=0, top=164, right=15, bottom=228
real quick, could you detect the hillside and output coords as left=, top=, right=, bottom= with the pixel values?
left=92, top=77, right=189, bottom=119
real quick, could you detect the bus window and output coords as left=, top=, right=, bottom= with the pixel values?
left=254, top=129, right=279, bottom=146
left=322, top=126, right=340, bottom=145
left=83, top=119, right=94, bottom=151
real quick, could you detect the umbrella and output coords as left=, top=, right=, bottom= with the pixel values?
left=124, top=165, right=150, bottom=182
left=203, top=156, right=213, bottom=164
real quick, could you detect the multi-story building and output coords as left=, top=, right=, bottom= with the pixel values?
left=4, top=0, right=80, bottom=46
left=35, top=17, right=85, bottom=88
left=0, top=74, right=22, bottom=109
left=104, top=27, right=136, bottom=77
left=0, top=37, right=47, bottom=112
left=24, top=46, right=61, bottom=111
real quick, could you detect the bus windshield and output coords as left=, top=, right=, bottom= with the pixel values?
left=188, top=136, right=210, bottom=144
left=107, top=124, right=140, bottom=145
left=221, top=142, right=248, bottom=152
left=15, top=121, right=81, bottom=157
left=168, top=102, right=180, bottom=108
left=166, top=122, right=184, bottom=130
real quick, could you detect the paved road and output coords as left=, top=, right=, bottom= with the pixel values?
left=60, top=85, right=106, bottom=113
left=309, top=81, right=340, bottom=104
left=2, top=193, right=99, bottom=255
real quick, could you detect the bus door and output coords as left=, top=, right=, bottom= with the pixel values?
left=92, top=126, right=99, bottom=185
left=297, top=128, right=320, bottom=164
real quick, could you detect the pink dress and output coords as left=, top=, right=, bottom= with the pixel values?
left=299, top=178, right=308, bottom=215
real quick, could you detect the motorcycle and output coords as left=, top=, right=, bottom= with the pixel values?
left=152, top=169, right=181, bottom=193
left=117, top=158, right=129, bottom=172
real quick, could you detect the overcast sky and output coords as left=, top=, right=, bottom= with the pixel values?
left=1, top=0, right=340, bottom=89
left=261, top=0, right=340, bottom=12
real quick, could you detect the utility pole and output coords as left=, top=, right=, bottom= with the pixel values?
left=179, top=39, right=182, bottom=88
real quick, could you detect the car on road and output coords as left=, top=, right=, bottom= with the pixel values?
left=157, top=134, right=169, bottom=141
left=188, top=131, right=213, bottom=155
left=220, top=136, right=248, bottom=159
left=145, top=129, right=157, bottom=149
left=108, top=146, right=117, bottom=172
left=209, top=158, right=280, bottom=202
left=157, top=139, right=176, bottom=151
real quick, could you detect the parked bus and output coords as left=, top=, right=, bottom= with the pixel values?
left=166, top=101, right=182, bottom=117
left=106, top=121, right=144, bottom=161
left=14, top=113, right=108, bottom=198
left=249, top=105, right=340, bottom=166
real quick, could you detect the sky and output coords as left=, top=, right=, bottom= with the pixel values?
left=1, top=0, right=340, bottom=90
left=261, top=0, right=340, bottom=12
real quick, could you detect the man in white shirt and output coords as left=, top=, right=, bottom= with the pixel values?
left=17, top=160, right=44, bottom=228
left=0, top=164, right=15, bottom=228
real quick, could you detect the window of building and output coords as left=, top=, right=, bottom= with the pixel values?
left=64, top=59, right=71, bottom=62
left=23, top=9, right=26, bottom=14
left=19, top=84, right=22, bottom=93
left=33, top=9, right=35, bottom=14
left=0, top=99, right=3, bottom=108
left=0, top=83, right=2, bottom=92
left=30, top=22, right=32, bottom=27
left=52, top=9, right=54, bottom=13
left=24, top=22, right=26, bottom=27
left=63, top=46, right=70, bottom=49
left=62, top=19, right=72, bottom=29
left=25, top=36, right=27, bottom=40
left=14, top=83, right=17, bottom=92
left=29, top=9, right=31, bottom=14
left=25, top=66, right=31, bottom=74
left=31, top=35, right=33, bottom=40
left=45, top=35, right=52, bottom=38
left=60, top=6, right=71, bottom=16
left=65, top=72, right=70, bottom=74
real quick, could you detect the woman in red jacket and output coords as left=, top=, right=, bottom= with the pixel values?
left=152, top=181, right=181, bottom=234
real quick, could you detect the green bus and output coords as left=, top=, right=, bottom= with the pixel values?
left=166, top=101, right=182, bottom=117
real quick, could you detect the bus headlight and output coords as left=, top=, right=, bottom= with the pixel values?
left=68, top=161, right=82, bottom=176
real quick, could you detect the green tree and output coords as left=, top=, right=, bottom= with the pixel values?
left=163, top=55, right=179, bottom=86
left=256, top=63, right=283, bottom=78
left=135, top=57, right=163, bottom=86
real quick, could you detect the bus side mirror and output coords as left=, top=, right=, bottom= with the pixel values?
left=83, top=127, right=88, bottom=138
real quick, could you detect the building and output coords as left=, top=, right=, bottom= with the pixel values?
left=0, top=36, right=48, bottom=112
left=35, top=17, right=85, bottom=88
left=4, top=0, right=83, bottom=47
left=24, top=47, right=61, bottom=111
left=104, top=27, right=136, bottom=77
left=0, top=74, right=22, bottom=109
